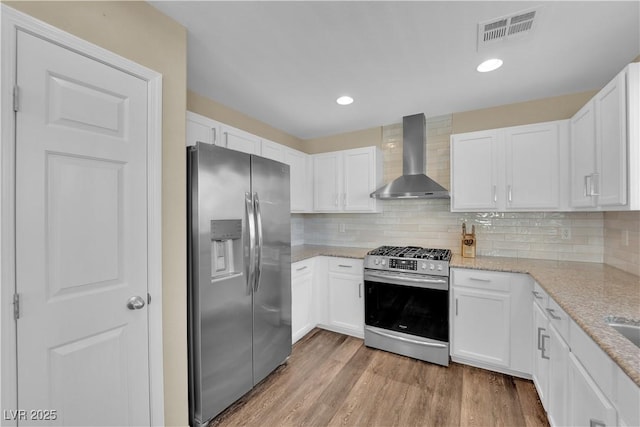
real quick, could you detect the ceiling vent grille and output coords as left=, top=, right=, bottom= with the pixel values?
left=478, top=7, right=540, bottom=50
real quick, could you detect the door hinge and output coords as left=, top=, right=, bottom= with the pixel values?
left=13, top=293, right=20, bottom=320
left=147, top=293, right=152, bottom=305
left=13, top=85, right=19, bottom=112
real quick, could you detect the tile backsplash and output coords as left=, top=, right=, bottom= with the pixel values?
left=292, top=114, right=640, bottom=270
left=604, top=211, right=640, bottom=276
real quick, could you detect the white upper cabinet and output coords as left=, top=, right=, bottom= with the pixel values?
left=450, top=130, right=499, bottom=211
left=186, top=112, right=313, bottom=212
left=284, top=148, right=313, bottom=212
left=570, top=62, right=640, bottom=210
left=504, top=123, right=561, bottom=210
left=186, top=111, right=221, bottom=147
left=313, top=146, right=382, bottom=213
left=451, top=121, right=567, bottom=212
left=220, top=123, right=261, bottom=155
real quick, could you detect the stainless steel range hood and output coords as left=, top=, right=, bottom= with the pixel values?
left=370, top=113, right=450, bottom=199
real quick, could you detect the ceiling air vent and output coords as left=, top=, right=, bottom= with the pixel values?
left=478, top=7, right=540, bottom=50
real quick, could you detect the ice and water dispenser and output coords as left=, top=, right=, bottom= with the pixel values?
left=210, top=219, right=242, bottom=281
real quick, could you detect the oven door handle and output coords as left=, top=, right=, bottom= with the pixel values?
left=364, top=271, right=448, bottom=290
left=366, top=327, right=448, bottom=349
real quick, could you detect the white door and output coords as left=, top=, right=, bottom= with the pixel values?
left=595, top=71, right=627, bottom=207
left=450, top=131, right=499, bottom=211
left=221, top=124, right=261, bottom=154
left=532, top=302, right=550, bottom=409
left=327, top=273, right=363, bottom=335
left=343, top=147, right=375, bottom=211
left=451, top=287, right=510, bottom=367
left=570, top=100, right=597, bottom=208
left=505, top=123, right=560, bottom=210
left=313, top=152, right=341, bottom=211
left=15, top=31, right=150, bottom=426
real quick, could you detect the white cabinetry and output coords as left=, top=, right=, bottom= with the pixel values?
left=186, top=112, right=313, bottom=212
left=451, top=121, right=567, bottom=212
left=220, top=123, right=261, bottom=155
left=569, top=352, right=617, bottom=427
left=291, top=259, right=315, bottom=344
left=325, top=258, right=364, bottom=338
left=450, top=268, right=532, bottom=377
left=532, top=299, right=550, bottom=409
left=312, top=146, right=382, bottom=213
left=570, top=62, right=640, bottom=210
left=186, top=111, right=221, bottom=146
left=450, top=130, right=498, bottom=211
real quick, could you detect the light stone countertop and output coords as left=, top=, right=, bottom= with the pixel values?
left=451, top=255, right=640, bottom=387
left=291, top=245, right=372, bottom=263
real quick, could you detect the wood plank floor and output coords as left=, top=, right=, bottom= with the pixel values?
left=208, top=328, right=549, bottom=427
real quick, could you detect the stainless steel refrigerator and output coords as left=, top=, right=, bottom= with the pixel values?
left=187, top=142, right=291, bottom=427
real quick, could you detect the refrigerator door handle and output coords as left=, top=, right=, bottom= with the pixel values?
left=245, top=192, right=256, bottom=295
left=253, top=192, right=264, bottom=293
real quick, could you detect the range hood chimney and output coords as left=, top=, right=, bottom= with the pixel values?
left=370, top=113, right=450, bottom=199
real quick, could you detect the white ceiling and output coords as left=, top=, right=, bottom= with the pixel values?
left=150, top=1, right=640, bottom=139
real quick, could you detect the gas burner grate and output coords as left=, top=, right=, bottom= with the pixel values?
left=368, top=246, right=452, bottom=261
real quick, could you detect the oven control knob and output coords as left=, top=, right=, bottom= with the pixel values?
left=429, top=264, right=435, bottom=270
left=374, top=258, right=380, bottom=265
left=381, top=259, right=386, bottom=266
left=421, top=262, right=427, bottom=270
left=437, top=264, right=443, bottom=271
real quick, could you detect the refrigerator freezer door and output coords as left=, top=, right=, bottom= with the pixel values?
left=250, top=155, right=292, bottom=385
left=188, top=144, right=254, bottom=426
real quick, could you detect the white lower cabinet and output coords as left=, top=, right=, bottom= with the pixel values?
left=547, top=323, right=569, bottom=426
left=452, top=287, right=510, bottom=367
left=569, top=352, right=617, bottom=427
left=326, top=258, right=364, bottom=337
left=450, top=268, right=532, bottom=377
left=532, top=301, right=550, bottom=409
left=291, top=259, right=315, bottom=344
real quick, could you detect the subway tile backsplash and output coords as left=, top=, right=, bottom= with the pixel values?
left=292, top=114, right=640, bottom=272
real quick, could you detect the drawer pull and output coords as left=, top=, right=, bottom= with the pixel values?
left=532, top=290, right=543, bottom=300
left=295, top=266, right=308, bottom=272
left=469, top=277, right=491, bottom=282
left=540, top=334, right=550, bottom=359
left=546, top=308, right=561, bottom=320
left=338, top=264, right=353, bottom=268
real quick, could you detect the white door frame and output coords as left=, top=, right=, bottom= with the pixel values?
left=0, top=5, right=164, bottom=425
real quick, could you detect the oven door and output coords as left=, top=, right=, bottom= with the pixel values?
left=364, top=270, right=448, bottom=343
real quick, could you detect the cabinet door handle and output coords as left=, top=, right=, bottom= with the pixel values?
left=590, top=173, right=600, bottom=196
left=584, top=175, right=590, bottom=197
left=295, top=266, right=308, bottom=272
left=338, top=264, right=353, bottom=268
left=507, top=185, right=513, bottom=203
left=212, top=128, right=217, bottom=144
left=537, top=327, right=545, bottom=350
left=455, top=298, right=459, bottom=316
left=224, top=132, right=229, bottom=148
left=546, top=308, right=561, bottom=320
left=493, top=185, right=497, bottom=203
left=358, top=283, right=362, bottom=298
left=532, top=290, right=543, bottom=300
left=589, top=419, right=606, bottom=427
left=469, top=277, right=491, bottom=282
left=541, top=334, right=550, bottom=359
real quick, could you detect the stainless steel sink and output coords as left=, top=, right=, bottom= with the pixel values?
left=605, top=316, right=640, bottom=348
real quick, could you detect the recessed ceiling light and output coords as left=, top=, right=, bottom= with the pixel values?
left=336, top=95, right=354, bottom=105
left=477, top=58, right=503, bottom=72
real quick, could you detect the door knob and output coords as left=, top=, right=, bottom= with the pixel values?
left=126, top=296, right=146, bottom=310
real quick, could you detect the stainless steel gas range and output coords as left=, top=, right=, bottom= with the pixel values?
left=363, top=246, right=452, bottom=366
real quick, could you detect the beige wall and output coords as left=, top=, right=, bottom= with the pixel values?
left=4, top=1, right=189, bottom=425
left=188, top=90, right=305, bottom=152
left=452, top=90, right=597, bottom=134
left=303, top=126, right=382, bottom=154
